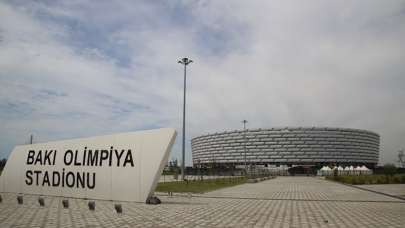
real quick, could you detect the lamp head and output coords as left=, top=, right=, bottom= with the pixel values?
left=178, top=57, right=193, bottom=65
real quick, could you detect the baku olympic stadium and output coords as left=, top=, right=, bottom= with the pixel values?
left=191, top=127, right=379, bottom=167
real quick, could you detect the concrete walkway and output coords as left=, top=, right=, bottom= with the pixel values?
left=205, top=176, right=403, bottom=202
left=0, top=177, right=404, bottom=227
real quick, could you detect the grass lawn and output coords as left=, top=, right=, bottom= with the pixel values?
left=156, top=177, right=247, bottom=193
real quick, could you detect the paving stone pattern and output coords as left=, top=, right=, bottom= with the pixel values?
left=205, top=177, right=403, bottom=202
left=192, top=127, right=379, bottom=165
left=0, top=177, right=404, bottom=228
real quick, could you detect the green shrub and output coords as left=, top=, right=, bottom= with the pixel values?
left=400, top=175, right=405, bottom=184
left=392, top=175, right=401, bottom=184
left=383, top=164, right=397, bottom=176
left=352, top=176, right=365, bottom=185
left=342, top=176, right=350, bottom=184
left=376, top=175, right=386, bottom=184
left=364, top=176, right=372, bottom=184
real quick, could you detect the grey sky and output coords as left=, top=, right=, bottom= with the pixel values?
left=0, top=1, right=404, bottom=165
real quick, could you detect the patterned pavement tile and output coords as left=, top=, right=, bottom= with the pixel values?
left=0, top=177, right=404, bottom=227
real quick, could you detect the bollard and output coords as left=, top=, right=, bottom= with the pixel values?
left=114, top=204, right=123, bottom=214
left=88, top=201, right=95, bottom=211
left=62, top=199, right=69, bottom=209
left=17, top=195, right=23, bottom=205
left=38, top=197, right=45, bottom=207
left=0, top=194, right=2, bottom=203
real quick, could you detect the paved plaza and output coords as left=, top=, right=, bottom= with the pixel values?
left=0, top=177, right=404, bottom=227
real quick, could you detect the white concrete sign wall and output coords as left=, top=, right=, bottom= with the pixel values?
left=0, top=128, right=176, bottom=202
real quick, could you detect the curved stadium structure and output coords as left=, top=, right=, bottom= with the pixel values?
left=191, top=127, right=379, bottom=167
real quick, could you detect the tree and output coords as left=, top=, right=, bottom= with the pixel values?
left=398, top=149, right=404, bottom=168
left=383, top=163, right=397, bottom=177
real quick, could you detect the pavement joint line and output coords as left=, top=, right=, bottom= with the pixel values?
left=159, top=194, right=405, bottom=204
left=321, top=177, right=405, bottom=202
left=340, top=183, right=405, bottom=201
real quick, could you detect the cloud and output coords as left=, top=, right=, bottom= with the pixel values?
left=0, top=0, right=404, bottom=165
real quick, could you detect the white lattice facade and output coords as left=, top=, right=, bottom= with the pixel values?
left=191, top=127, right=379, bottom=166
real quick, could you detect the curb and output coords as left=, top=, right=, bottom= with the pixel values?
left=322, top=178, right=405, bottom=201
left=345, top=184, right=405, bottom=201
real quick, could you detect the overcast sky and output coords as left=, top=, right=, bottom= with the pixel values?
left=1, top=0, right=404, bottom=165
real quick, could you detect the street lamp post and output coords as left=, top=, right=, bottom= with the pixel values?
left=242, top=120, right=248, bottom=175
left=178, top=57, right=193, bottom=181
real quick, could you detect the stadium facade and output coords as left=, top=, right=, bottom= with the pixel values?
left=191, top=127, right=379, bottom=167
